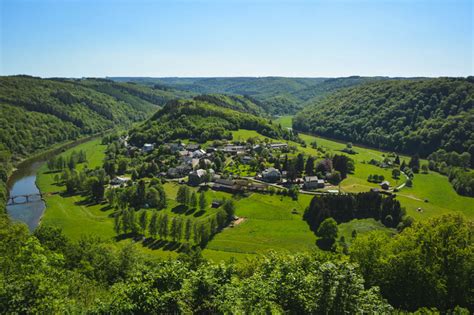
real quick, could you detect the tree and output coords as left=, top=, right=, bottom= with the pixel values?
left=391, top=169, right=400, bottom=179
left=170, top=217, right=181, bottom=242
left=327, top=170, right=342, bottom=185
left=184, top=219, right=192, bottom=242
left=199, top=191, right=207, bottom=211
left=88, top=177, right=104, bottom=203
left=295, top=153, right=305, bottom=175
left=159, top=214, right=169, bottom=240
left=139, top=211, right=148, bottom=236
left=149, top=211, right=158, bottom=238
left=332, top=154, right=353, bottom=179
left=177, top=186, right=190, bottom=206
left=317, top=218, right=338, bottom=240
left=405, top=178, right=413, bottom=187
left=190, top=192, right=198, bottom=209
left=113, top=212, right=121, bottom=235
left=409, top=154, right=420, bottom=173
left=223, top=199, right=235, bottom=220
left=305, top=156, right=315, bottom=176
left=394, top=155, right=400, bottom=165
left=135, top=180, right=147, bottom=208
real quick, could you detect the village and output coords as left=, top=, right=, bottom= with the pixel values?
left=108, top=135, right=399, bottom=197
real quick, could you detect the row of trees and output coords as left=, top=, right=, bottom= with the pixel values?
left=107, top=179, right=167, bottom=210
left=47, top=150, right=87, bottom=171
left=114, top=205, right=232, bottom=247
left=274, top=153, right=354, bottom=184
left=304, top=192, right=407, bottom=231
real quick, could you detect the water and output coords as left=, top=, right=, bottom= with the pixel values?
left=6, top=160, right=46, bottom=231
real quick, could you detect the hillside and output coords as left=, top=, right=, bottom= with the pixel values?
left=129, top=94, right=295, bottom=145
left=294, top=78, right=474, bottom=158
left=111, top=76, right=391, bottom=114
left=0, top=76, right=191, bottom=159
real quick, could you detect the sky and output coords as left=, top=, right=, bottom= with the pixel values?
left=0, top=0, right=472, bottom=78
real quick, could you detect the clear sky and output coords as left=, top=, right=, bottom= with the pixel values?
left=1, top=0, right=472, bottom=78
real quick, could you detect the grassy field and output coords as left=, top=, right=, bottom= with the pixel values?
left=338, top=218, right=396, bottom=246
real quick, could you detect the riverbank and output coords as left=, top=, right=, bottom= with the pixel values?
left=5, top=132, right=109, bottom=230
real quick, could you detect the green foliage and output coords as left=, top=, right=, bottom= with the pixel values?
left=294, top=78, right=474, bottom=157
left=129, top=96, right=299, bottom=145
left=317, top=217, right=338, bottom=240
left=350, top=213, right=473, bottom=311
left=304, top=192, right=404, bottom=231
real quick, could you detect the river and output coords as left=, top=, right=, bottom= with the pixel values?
left=6, top=159, right=47, bottom=231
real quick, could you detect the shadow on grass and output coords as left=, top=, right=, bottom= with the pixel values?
left=44, top=170, right=62, bottom=175
left=172, top=204, right=188, bottom=214
left=193, top=210, right=205, bottom=217
left=185, top=207, right=196, bottom=215
left=142, top=238, right=183, bottom=252
left=100, top=204, right=113, bottom=212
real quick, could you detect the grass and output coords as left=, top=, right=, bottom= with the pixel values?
left=205, top=193, right=316, bottom=257
left=338, top=218, right=396, bottom=246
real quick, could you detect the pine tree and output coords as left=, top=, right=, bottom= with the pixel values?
left=184, top=219, right=192, bottom=242
left=149, top=211, right=158, bottom=238
left=305, top=156, right=315, bottom=176
left=139, top=211, right=148, bottom=236
left=113, top=212, right=121, bottom=235
left=199, top=191, right=207, bottom=211
left=190, top=192, right=197, bottom=209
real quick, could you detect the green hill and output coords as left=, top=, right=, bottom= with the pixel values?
left=294, top=77, right=474, bottom=158
left=111, top=76, right=391, bottom=114
left=0, top=76, right=193, bottom=159
left=129, top=95, right=296, bottom=145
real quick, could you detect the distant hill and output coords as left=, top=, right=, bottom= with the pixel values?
left=129, top=94, right=296, bottom=146
left=0, top=76, right=188, bottom=159
left=293, top=77, right=474, bottom=157
left=110, top=76, right=392, bottom=114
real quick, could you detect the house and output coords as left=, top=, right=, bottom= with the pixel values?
left=186, top=143, right=200, bottom=151
left=142, top=143, right=154, bottom=153
left=168, top=142, right=185, bottom=153
left=303, top=176, right=325, bottom=189
left=380, top=181, right=390, bottom=190
left=188, top=169, right=215, bottom=186
left=223, top=145, right=246, bottom=154
left=269, top=143, right=288, bottom=150
left=191, top=149, right=206, bottom=158
left=262, top=167, right=281, bottom=183
left=188, top=169, right=208, bottom=186
left=212, top=178, right=239, bottom=193
left=110, top=176, right=130, bottom=186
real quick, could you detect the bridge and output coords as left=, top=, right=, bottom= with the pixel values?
left=7, top=193, right=43, bottom=205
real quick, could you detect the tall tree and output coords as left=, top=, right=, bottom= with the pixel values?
left=149, top=211, right=158, bottom=238
left=199, top=191, right=207, bottom=211
left=305, top=156, right=315, bottom=176
left=139, top=211, right=148, bottom=236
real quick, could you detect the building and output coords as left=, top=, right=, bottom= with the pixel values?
left=110, top=176, right=130, bottom=186
left=142, top=143, right=154, bottom=153
left=223, top=145, right=246, bottom=155
left=186, top=143, right=200, bottom=151
left=242, top=156, right=253, bottom=164
left=167, top=164, right=192, bottom=178
left=303, top=176, right=325, bottom=189
left=262, top=167, right=282, bottom=183
left=188, top=169, right=215, bottom=186
left=191, top=149, right=206, bottom=158
left=269, top=143, right=288, bottom=150
left=380, top=181, right=390, bottom=190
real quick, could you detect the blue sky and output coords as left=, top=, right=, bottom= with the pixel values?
left=1, top=0, right=472, bottom=77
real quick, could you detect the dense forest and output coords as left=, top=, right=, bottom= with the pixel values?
left=294, top=77, right=474, bottom=158
left=129, top=95, right=298, bottom=146
left=1, top=212, right=471, bottom=313
left=111, top=76, right=391, bottom=114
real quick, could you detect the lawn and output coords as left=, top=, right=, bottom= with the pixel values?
left=204, top=193, right=317, bottom=259
left=338, top=218, right=396, bottom=246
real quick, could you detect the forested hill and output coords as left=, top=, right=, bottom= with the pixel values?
left=110, top=76, right=391, bottom=115
left=0, top=76, right=189, bottom=159
left=129, top=94, right=296, bottom=146
left=294, top=77, right=474, bottom=158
